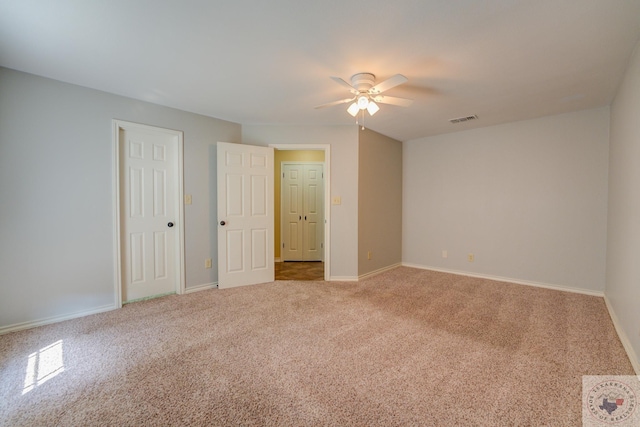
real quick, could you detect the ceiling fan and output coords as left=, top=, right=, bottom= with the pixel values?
left=315, top=73, right=413, bottom=117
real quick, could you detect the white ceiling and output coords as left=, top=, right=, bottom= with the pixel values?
left=1, top=0, right=639, bottom=142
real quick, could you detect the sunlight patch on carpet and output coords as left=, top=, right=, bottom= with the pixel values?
left=22, top=340, right=65, bottom=395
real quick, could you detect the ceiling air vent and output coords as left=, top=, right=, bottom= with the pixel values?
left=449, top=114, right=478, bottom=124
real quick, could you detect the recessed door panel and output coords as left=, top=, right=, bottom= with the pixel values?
left=307, top=222, right=317, bottom=251
left=226, top=151, right=243, bottom=167
left=252, top=229, right=268, bottom=270
left=251, top=153, right=267, bottom=168
left=251, top=175, right=267, bottom=216
left=153, top=169, right=166, bottom=217
left=226, top=229, right=244, bottom=273
left=307, top=185, right=318, bottom=214
left=129, top=140, right=144, bottom=159
left=154, top=231, right=167, bottom=279
left=226, top=174, right=244, bottom=216
left=287, top=222, right=299, bottom=251
left=130, top=232, right=145, bottom=284
left=288, top=185, right=299, bottom=214
left=129, top=168, right=144, bottom=218
left=153, top=144, right=166, bottom=161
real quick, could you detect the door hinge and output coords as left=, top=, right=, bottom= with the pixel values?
left=283, top=172, right=285, bottom=178
left=321, top=243, right=324, bottom=248
left=282, top=243, right=285, bottom=248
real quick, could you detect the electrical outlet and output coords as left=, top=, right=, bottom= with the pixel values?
left=367, top=251, right=372, bottom=260
left=205, top=258, right=212, bottom=269
left=468, top=253, right=474, bottom=262
left=185, top=194, right=192, bottom=205
left=442, top=250, right=448, bottom=258
left=332, top=196, right=341, bottom=205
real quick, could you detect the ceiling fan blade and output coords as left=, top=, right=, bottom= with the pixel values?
left=372, top=95, right=413, bottom=107
left=369, top=74, right=408, bottom=94
left=330, top=76, right=358, bottom=94
left=314, top=97, right=355, bottom=109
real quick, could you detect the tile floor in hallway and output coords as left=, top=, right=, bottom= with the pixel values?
left=275, top=261, right=324, bottom=281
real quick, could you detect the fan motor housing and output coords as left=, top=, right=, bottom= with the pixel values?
left=350, top=73, right=375, bottom=91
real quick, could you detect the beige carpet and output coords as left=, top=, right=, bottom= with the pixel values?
left=0, top=267, right=634, bottom=426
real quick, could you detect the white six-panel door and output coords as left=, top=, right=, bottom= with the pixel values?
left=282, top=163, right=324, bottom=262
left=217, top=142, right=274, bottom=288
left=282, top=164, right=303, bottom=261
left=303, top=164, right=324, bottom=261
left=118, top=123, right=182, bottom=302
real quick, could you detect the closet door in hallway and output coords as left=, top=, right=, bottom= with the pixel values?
left=281, top=163, right=324, bottom=261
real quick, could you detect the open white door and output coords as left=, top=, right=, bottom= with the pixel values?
left=217, top=142, right=274, bottom=288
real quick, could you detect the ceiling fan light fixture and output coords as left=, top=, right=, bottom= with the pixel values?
left=318, top=72, right=413, bottom=121
left=347, top=102, right=359, bottom=117
left=367, top=101, right=379, bottom=115
left=357, top=95, right=369, bottom=110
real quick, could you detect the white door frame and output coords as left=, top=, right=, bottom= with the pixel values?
left=270, top=144, right=331, bottom=281
left=112, top=120, right=186, bottom=307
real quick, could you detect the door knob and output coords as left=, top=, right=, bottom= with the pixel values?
left=167, top=222, right=174, bottom=227
left=220, top=221, right=226, bottom=226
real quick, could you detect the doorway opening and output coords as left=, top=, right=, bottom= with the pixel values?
left=275, top=261, right=324, bottom=280
left=271, top=145, right=330, bottom=281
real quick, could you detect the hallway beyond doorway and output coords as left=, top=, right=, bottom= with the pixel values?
left=275, top=262, right=324, bottom=281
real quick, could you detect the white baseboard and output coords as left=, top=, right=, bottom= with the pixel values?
left=1, top=283, right=217, bottom=335
left=604, top=296, right=640, bottom=375
left=329, top=276, right=358, bottom=282
left=401, top=263, right=605, bottom=297
left=184, top=282, right=218, bottom=294
left=0, top=304, right=117, bottom=336
left=359, top=263, right=402, bottom=280
left=401, top=263, right=639, bottom=374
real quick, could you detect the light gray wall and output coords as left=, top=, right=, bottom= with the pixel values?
left=0, top=67, right=240, bottom=329
left=358, top=129, right=402, bottom=276
left=403, top=108, right=610, bottom=292
left=606, top=41, right=640, bottom=371
left=242, top=125, right=359, bottom=279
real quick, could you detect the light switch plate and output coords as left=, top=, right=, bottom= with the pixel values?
left=185, top=194, right=192, bottom=205
left=332, top=196, right=341, bottom=205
